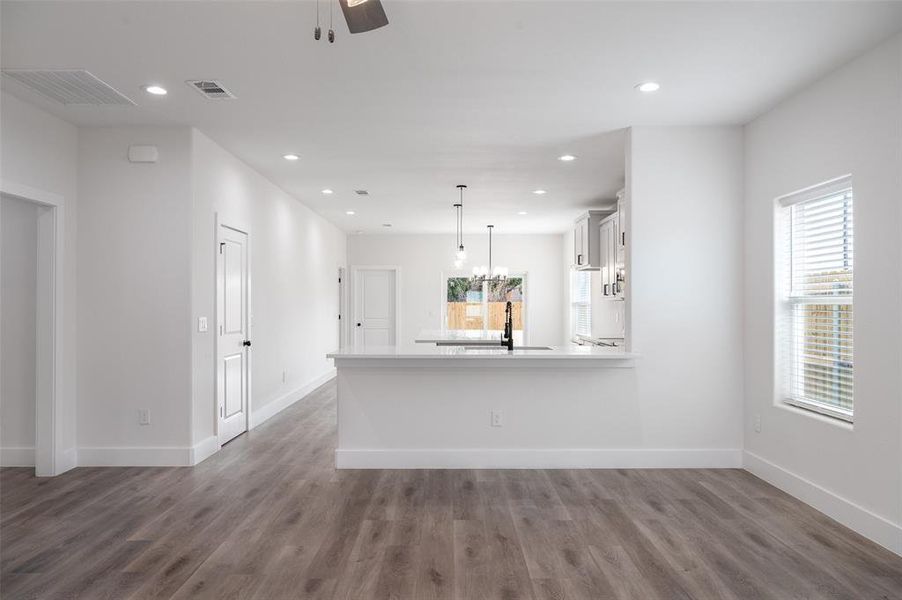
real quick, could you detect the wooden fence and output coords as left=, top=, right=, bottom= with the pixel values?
left=447, top=302, right=523, bottom=331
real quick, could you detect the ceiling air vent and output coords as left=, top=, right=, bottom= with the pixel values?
left=0, top=69, right=135, bottom=105
left=187, top=80, right=236, bottom=100
left=355, top=190, right=369, bottom=196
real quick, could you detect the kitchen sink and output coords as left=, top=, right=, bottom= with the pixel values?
left=459, top=345, right=554, bottom=351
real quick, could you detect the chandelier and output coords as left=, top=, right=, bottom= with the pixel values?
left=471, top=225, right=509, bottom=283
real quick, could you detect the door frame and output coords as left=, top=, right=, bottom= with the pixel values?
left=214, top=215, right=252, bottom=445
left=338, top=267, right=348, bottom=349
left=0, top=179, right=70, bottom=476
left=350, top=265, right=401, bottom=347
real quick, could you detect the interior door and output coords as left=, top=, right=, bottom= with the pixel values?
left=354, top=268, right=396, bottom=347
left=217, top=224, right=250, bottom=444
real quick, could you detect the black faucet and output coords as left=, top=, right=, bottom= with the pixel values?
left=501, top=301, right=514, bottom=351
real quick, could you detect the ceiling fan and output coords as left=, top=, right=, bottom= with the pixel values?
left=315, top=0, right=389, bottom=43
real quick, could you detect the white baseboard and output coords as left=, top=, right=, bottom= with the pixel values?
left=1, top=447, right=35, bottom=467
left=743, top=450, right=902, bottom=556
left=250, top=369, right=336, bottom=429
left=336, top=448, right=742, bottom=469
left=78, top=446, right=194, bottom=467
left=190, top=436, right=220, bottom=466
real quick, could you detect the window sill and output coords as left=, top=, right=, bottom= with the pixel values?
left=778, top=398, right=854, bottom=429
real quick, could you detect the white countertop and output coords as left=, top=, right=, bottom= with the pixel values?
left=328, top=343, right=637, bottom=361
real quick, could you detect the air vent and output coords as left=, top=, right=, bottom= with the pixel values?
left=355, top=190, right=369, bottom=196
left=186, top=80, right=236, bottom=99
left=1, top=69, right=135, bottom=105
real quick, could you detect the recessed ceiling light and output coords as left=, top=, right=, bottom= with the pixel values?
left=283, top=153, right=299, bottom=161
left=345, top=210, right=356, bottom=215
left=635, top=81, right=661, bottom=93
left=321, top=189, right=333, bottom=195
left=518, top=211, right=528, bottom=215
left=143, top=85, right=167, bottom=96
left=533, top=189, right=547, bottom=195
left=558, top=154, right=576, bottom=162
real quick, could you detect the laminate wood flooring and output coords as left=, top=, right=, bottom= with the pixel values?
left=3, top=380, right=901, bottom=599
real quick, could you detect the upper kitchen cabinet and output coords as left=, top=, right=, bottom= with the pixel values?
left=572, top=209, right=610, bottom=270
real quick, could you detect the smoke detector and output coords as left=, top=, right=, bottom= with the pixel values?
left=186, top=80, right=236, bottom=100
left=1, top=69, right=135, bottom=105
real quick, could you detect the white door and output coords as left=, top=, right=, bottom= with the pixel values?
left=353, top=268, right=396, bottom=347
left=217, top=225, right=250, bottom=444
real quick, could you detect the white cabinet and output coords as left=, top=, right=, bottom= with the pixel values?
left=572, top=210, right=609, bottom=270
left=599, top=203, right=627, bottom=300
left=599, top=214, right=618, bottom=297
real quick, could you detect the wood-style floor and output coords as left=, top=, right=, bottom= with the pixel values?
left=3, top=381, right=902, bottom=600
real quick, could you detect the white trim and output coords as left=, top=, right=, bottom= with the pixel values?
left=776, top=174, right=852, bottom=207
left=350, top=265, right=401, bottom=347
left=78, top=446, right=195, bottom=467
left=336, top=448, right=742, bottom=469
left=0, top=180, right=63, bottom=208
left=1, top=179, right=71, bottom=477
left=190, top=436, right=220, bottom=466
left=250, top=370, right=336, bottom=429
left=1, top=447, right=36, bottom=467
left=743, top=450, right=902, bottom=556
left=338, top=267, right=348, bottom=349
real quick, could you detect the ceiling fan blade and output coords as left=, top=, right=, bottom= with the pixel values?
left=339, top=0, right=389, bottom=34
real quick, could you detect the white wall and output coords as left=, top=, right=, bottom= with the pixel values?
left=743, top=35, right=902, bottom=553
left=77, top=127, right=194, bottom=455
left=1, top=195, right=38, bottom=461
left=628, top=126, right=745, bottom=452
left=0, top=90, right=78, bottom=468
left=347, top=233, right=565, bottom=346
left=191, top=130, right=347, bottom=445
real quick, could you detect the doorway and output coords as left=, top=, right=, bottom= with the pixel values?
left=216, top=223, right=250, bottom=445
left=351, top=267, right=399, bottom=347
left=1, top=195, right=39, bottom=468
left=0, top=181, right=68, bottom=476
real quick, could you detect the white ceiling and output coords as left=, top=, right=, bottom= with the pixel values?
left=3, top=1, right=901, bottom=234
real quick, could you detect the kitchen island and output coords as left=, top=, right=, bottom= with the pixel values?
left=327, top=344, right=650, bottom=469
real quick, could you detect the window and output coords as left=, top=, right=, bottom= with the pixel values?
left=778, top=176, right=853, bottom=421
left=446, top=276, right=525, bottom=343
left=570, top=269, right=591, bottom=339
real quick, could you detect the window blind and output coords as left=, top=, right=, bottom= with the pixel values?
left=780, top=178, right=853, bottom=421
left=571, top=270, right=591, bottom=337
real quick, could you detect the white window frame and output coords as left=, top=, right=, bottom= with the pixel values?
left=442, top=272, right=528, bottom=344
left=776, top=175, right=854, bottom=423
left=570, top=268, right=591, bottom=342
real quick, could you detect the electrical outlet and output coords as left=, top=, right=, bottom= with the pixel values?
left=754, top=414, right=761, bottom=433
left=138, top=408, right=150, bottom=426
left=197, top=316, right=208, bottom=332
left=491, top=410, right=503, bottom=428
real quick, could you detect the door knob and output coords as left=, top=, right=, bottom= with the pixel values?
left=242, top=340, right=252, bottom=347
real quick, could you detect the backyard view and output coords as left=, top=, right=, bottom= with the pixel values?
left=446, top=277, right=524, bottom=332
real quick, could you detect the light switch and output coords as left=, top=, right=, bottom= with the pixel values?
left=198, top=317, right=208, bottom=333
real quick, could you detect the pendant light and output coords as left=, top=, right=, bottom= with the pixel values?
left=453, top=184, right=467, bottom=269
